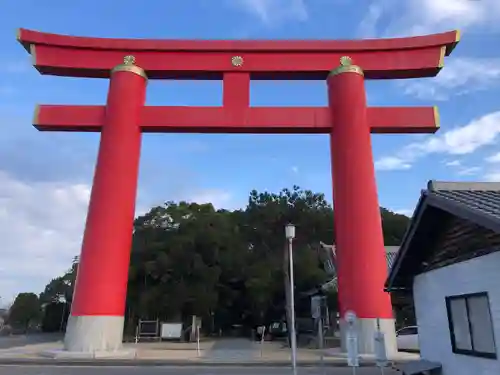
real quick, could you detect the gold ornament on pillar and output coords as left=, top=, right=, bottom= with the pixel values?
left=111, top=54, right=148, bottom=80
left=231, top=56, right=244, bottom=67
left=340, top=56, right=352, bottom=66
left=123, top=55, right=136, bottom=65
left=329, top=56, right=364, bottom=77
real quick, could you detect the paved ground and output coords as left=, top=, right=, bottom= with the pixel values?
left=0, top=365, right=400, bottom=375
left=0, top=334, right=418, bottom=367
left=0, top=334, right=62, bottom=350
left=203, top=339, right=260, bottom=362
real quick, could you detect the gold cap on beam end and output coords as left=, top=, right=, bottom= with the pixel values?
left=111, top=55, right=148, bottom=80
left=438, top=46, right=446, bottom=69
left=32, top=104, right=40, bottom=125
left=433, top=106, right=440, bottom=129
left=30, top=44, right=37, bottom=66
left=328, top=56, right=364, bottom=77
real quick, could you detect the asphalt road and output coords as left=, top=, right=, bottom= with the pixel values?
left=0, top=366, right=399, bottom=375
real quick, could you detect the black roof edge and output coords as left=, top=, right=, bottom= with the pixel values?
left=428, top=180, right=500, bottom=192
left=386, top=185, right=500, bottom=291
left=427, top=193, right=500, bottom=234
left=383, top=286, right=409, bottom=292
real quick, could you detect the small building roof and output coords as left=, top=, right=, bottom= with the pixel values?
left=303, top=245, right=399, bottom=296
left=385, top=180, right=500, bottom=292
left=385, top=246, right=399, bottom=270
left=318, top=243, right=399, bottom=274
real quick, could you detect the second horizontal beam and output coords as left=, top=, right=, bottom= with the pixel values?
left=34, top=105, right=439, bottom=134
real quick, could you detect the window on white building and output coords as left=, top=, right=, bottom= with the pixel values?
left=445, top=292, right=497, bottom=359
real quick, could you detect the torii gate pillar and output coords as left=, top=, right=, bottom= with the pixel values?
left=328, top=57, right=396, bottom=354
left=63, top=57, right=146, bottom=354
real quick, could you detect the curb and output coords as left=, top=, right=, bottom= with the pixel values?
left=0, top=358, right=404, bottom=367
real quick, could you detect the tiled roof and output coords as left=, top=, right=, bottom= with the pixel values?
left=428, top=181, right=500, bottom=220
left=319, top=243, right=398, bottom=269
left=386, top=180, right=500, bottom=291
left=317, top=246, right=399, bottom=292
left=385, top=249, right=399, bottom=270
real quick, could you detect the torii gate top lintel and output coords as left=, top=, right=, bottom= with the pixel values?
left=17, top=28, right=460, bottom=80
left=18, top=29, right=459, bottom=135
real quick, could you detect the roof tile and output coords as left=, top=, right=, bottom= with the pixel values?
left=428, top=180, right=500, bottom=220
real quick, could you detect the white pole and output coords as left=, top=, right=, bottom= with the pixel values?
left=288, top=237, right=298, bottom=375
left=196, top=326, right=201, bottom=357
left=318, top=316, right=325, bottom=374
left=59, top=302, right=66, bottom=332
left=260, top=326, right=266, bottom=357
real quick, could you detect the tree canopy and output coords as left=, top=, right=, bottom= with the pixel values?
left=34, top=186, right=410, bottom=333
left=7, top=292, right=41, bottom=331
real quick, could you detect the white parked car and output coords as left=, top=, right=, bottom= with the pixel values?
left=396, top=325, right=419, bottom=352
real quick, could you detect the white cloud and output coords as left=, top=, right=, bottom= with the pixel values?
left=443, top=159, right=481, bottom=176
left=484, top=171, right=500, bottom=181
left=486, top=152, right=500, bottom=163
left=483, top=152, right=500, bottom=180
left=0, top=168, right=238, bottom=306
left=358, top=0, right=387, bottom=37
left=359, top=1, right=500, bottom=99
left=376, top=111, right=500, bottom=171
left=417, top=112, right=500, bottom=155
left=360, top=0, right=500, bottom=38
left=291, top=166, right=299, bottom=174
left=445, top=160, right=461, bottom=167
left=403, top=0, right=497, bottom=35
left=0, top=171, right=91, bottom=305
left=234, top=0, right=308, bottom=25
left=375, top=156, right=412, bottom=171
left=401, top=58, right=500, bottom=100
left=456, top=166, right=481, bottom=176
left=186, top=189, right=235, bottom=209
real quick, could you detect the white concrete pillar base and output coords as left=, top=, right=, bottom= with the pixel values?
left=41, top=348, right=136, bottom=359
left=64, top=315, right=125, bottom=353
left=340, top=317, right=397, bottom=355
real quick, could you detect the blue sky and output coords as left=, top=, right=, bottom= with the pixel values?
left=1, top=0, right=500, bottom=304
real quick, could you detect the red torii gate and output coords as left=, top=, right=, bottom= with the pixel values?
left=18, top=28, right=459, bottom=356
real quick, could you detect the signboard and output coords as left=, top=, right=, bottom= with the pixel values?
left=344, top=310, right=359, bottom=367
left=311, top=296, right=322, bottom=319
left=160, top=323, right=183, bottom=339
left=346, top=333, right=359, bottom=367
left=319, top=242, right=337, bottom=275
left=138, top=319, right=159, bottom=337
left=374, top=318, right=388, bottom=367
left=195, top=317, right=202, bottom=329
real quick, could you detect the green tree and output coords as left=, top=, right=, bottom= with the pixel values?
left=243, top=186, right=332, bottom=340
left=8, top=293, right=41, bottom=331
left=126, top=202, right=238, bottom=332
left=39, top=257, right=78, bottom=332
left=39, top=257, right=78, bottom=305
left=40, top=185, right=411, bottom=336
left=381, top=208, right=411, bottom=245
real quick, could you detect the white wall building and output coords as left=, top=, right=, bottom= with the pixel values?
left=386, top=181, right=500, bottom=375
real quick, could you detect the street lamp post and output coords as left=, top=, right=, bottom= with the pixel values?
left=285, top=223, right=297, bottom=375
